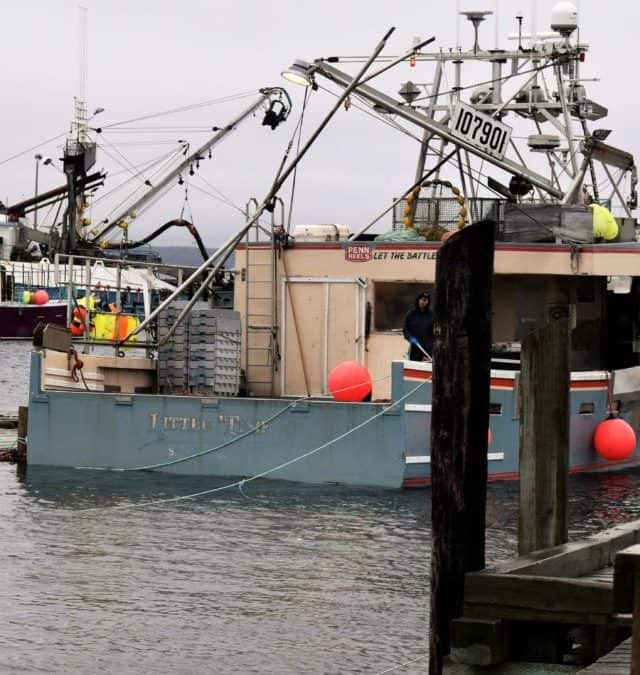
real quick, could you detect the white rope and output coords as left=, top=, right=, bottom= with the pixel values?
left=373, top=654, right=428, bottom=674
left=76, top=373, right=395, bottom=472
left=78, top=379, right=426, bottom=512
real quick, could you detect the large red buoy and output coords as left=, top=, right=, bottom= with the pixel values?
left=593, top=417, right=637, bottom=461
left=33, top=289, right=49, bottom=305
left=328, top=361, right=372, bottom=402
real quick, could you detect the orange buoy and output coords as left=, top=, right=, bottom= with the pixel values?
left=593, top=417, right=637, bottom=461
left=327, top=361, right=372, bottom=402
left=33, top=289, right=49, bottom=305
left=70, top=306, right=88, bottom=336
left=488, top=428, right=493, bottom=446
left=70, top=322, right=84, bottom=337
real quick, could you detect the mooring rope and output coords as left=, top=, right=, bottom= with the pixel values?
left=373, top=654, right=428, bottom=674
left=76, top=373, right=397, bottom=472
left=78, top=379, right=426, bottom=512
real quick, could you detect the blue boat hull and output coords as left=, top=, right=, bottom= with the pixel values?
left=395, top=362, right=640, bottom=486
left=26, top=353, right=640, bottom=488
left=27, top=353, right=406, bottom=488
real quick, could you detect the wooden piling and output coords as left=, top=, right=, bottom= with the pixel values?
left=613, top=544, right=640, bottom=674
left=429, top=221, right=494, bottom=675
left=518, top=318, right=570, bottom=556
left=16, top=406, right=28, bottom=463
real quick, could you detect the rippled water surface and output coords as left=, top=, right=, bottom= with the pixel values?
left=1, top=341, right=640, bottom=674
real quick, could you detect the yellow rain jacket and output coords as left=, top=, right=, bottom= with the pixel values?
left=590, top=204, right=619, bottom=241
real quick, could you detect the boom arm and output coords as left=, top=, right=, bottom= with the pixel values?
left=312, top=60, right=564, bottom=199
left=90, top=87, right=290, bottom=244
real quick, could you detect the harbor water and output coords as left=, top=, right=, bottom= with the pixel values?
left=1, top=341, right=640, bottom=674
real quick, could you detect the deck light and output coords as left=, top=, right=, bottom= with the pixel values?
left=281, top=60, right=316, bottom=88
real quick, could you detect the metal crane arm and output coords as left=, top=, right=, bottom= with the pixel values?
left=90, top=87, right=290, bottom=243
left=312, top=60, right=563, bottom=199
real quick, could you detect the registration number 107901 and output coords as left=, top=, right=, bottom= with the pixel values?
left=450, top=102, right=512, bottom=160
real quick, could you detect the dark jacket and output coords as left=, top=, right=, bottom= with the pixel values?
left=403, top=296, right=434, bottom=360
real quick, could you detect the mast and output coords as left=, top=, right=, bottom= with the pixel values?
left=61, top=6, right=97, bottom=253
left=296, top=3, right=635, bottom=211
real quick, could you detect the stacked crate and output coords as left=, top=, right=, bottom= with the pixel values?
left=157, top=303, right=241, bottom=396
left=188, top=307, right=241, bottom=396
left=157, top=301, right=189, bottom=393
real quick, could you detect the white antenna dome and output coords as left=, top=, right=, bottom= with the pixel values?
left=550, top=1, right=578, bottom=37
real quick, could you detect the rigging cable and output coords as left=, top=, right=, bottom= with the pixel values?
left=0, top=131, right=66, bottom=167
left=77, top=378, right=427, bottom=509
left=77, top=372, right=401, bottom=473
left=100, top=91, right=257, bottom=129
left=98, top=133, right=156, bottom=188
left=97, top=148, right=188, bottom=234
left=92, top=146, right=187, bottom=206
left=411, top=55, right=573, bottom=105
left=286, top=87, right=309, bottom=232
left=191, top=176, right=244, bottom=214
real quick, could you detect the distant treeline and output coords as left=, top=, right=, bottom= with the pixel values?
left=154, top=246, right=234, bottom=269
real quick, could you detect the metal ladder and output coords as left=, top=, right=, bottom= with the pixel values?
left=243, top=198, right=283, bottom=396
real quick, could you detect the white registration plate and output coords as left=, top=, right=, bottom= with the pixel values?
left=450, top=102, right=512, bottom=160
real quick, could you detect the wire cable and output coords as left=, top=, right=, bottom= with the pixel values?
left=286, top=87, right=309, bottom=231
left=77, top=378, right=427, bottom=511
left=101, top=91, right=257, bottom=129
left=78, top=372, right=397, bottom=472
left=0, top=131, right=66, bottom=167
left=374, top=654, right=428, bottom=674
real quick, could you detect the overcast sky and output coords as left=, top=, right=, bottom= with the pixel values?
left=0, top=0, right=637, bottom=247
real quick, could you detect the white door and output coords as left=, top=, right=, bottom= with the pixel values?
left=281, top=277, right=366, bottom=396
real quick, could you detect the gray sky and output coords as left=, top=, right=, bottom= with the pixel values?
left=0, top=0, right=637, bottom=246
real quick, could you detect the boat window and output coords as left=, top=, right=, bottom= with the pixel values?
left=489, top=403, right=502, bottom=415
left=374, top=282, right=434, bottom=331
left=579, top=402, right=595, bottom=415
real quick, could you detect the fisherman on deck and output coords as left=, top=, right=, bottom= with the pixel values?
left=403, top=291, right=434, bottom=361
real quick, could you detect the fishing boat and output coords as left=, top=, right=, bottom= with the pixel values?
left=0, top=62, right=277, bottom=337
left=24, top=2, right=640, bottom=487
left=0, top=253, right=179, bottom=339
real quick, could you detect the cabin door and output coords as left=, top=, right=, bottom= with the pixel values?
left=281, top=277, right=367, bottom=397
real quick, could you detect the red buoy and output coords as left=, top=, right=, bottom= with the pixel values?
left=593, top=417, right=637, bottom=461
left=328, top=361, right=372, bottom=402
left=72, top=307, right=87, bottom=322
left=488, top=428, right=493, bottom=446
left=33, top=289, right=49, bottom=305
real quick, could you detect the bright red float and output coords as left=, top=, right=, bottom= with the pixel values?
left=593, top=417, right=637, bottom=461
left=33, top=289, right=49, bottom=305
left=328, top=361, right=372, bottom=402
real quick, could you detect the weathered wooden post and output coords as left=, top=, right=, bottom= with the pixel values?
left=429, top=221, right=494, bottom=675
left=613, top=545, right=640, bottom=674
left=518, top=319, right=570, bottom=555
left=16, top=405, right=28, bottom=463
